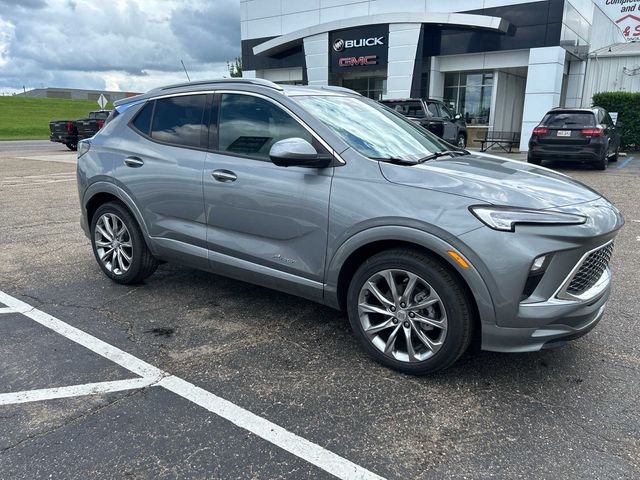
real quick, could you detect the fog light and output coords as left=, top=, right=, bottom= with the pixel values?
left=531, top=255, right=547, bottom=272
left=522, top=254, right=551, bottom=301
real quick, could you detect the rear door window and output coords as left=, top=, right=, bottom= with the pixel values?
left=150, top=95, right=206, bottom=148
left=541, top=112, right=595, bottom=128
left=384, top=101, right=426, bottom=118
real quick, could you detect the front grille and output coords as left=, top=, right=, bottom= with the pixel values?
left=566, top=243, right=614, bottom=295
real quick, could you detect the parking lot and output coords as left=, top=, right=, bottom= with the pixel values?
left=1, top=140, right=639, bottom=479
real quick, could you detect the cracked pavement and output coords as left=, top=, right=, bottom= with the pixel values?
left=0, top=141, right=639, bottom=479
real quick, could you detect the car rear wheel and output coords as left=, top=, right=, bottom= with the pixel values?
left=346, top=249, right=473, bottom=375
left=456, top=133, right=466, bottom=149
left=595, top=149, right=608, bottom=171
left=66, top=142, right=77, bottom=151
left=91, top=202, right=158, bottom=284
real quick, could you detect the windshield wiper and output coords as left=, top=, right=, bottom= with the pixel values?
left=372, top=149, right=469, bottom=166
left=415, top=149, right=470, bottom=164
left=370, top=156, right=417, bottom=165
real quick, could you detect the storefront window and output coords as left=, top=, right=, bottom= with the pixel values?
left=443, top=72, right=493, bottom=125
left=340, top=76, right=386, bottom=100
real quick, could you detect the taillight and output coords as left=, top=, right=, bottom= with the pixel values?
left=66, top=121, right=74, bottom=132
left=580, top=128, right=603, bottom=136
left=97, top=119, right=104, bottom=129
left=532, top=127, right=548, bottom=136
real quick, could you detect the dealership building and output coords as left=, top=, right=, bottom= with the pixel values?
left=240, top=0, right=630, bottom=151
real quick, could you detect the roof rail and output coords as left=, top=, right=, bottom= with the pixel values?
left=316, top=85, right=362, bottom=96
left=151, top=78, right=284, bottom=93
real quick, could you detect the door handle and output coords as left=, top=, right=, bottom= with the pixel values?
left=124, top=156, right=144, bottom=168
left=212, top=169, right=237, bottom=182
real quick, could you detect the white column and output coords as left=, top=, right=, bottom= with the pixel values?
left=565, top=60, right=587, bottom=108
left=519, top=46, right=566, bottom=151
left=384, top=24, right=421, bottom=99
left=428, top=57, right=444, bottom=101
left=303, top=33, right=329, bottom=86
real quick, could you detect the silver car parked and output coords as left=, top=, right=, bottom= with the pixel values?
left=77, top=79, right=624, bottom=374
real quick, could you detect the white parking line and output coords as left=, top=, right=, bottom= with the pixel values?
left=0, top=378, right=156, bottom=406
left=0, top=291, right=385, bottom=480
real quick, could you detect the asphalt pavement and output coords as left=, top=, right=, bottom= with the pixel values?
left=0, top=141, right=638, bottom=479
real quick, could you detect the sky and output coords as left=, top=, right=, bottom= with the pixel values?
left=0, top=0, right=241, bottom=95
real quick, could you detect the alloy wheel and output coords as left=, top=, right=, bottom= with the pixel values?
left=94, top=213, right=133, bottom=275
left=357, top=269, right=448, bottom=363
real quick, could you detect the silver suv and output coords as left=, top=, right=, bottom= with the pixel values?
left=77, top=79, right=623, bottom=374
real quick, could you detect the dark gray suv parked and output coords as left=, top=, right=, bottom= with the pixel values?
left=528, top=107, right=621, bottom=170
left=381, top=98, right=467, bottom=148
left=77, top=79, right=623, bottom=374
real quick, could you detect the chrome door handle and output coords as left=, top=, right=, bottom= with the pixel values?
left=212, top=169, right=237, bottom=182
left=124, top=156, right=144, bottom=167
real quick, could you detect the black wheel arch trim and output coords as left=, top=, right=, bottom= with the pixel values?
left=324, top=225, right=496, bottom=327
left=82, top=181, right=158, bottom=256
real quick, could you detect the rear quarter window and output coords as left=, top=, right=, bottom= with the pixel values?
left=131, top=101, right=154, bottom=136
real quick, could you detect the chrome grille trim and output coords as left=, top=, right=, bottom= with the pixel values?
left=555, top=241, right=614, bottom=301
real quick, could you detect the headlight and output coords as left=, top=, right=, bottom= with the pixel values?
left=469, top=205, right=587, bottom=232
left=78, top=140, right=91, bottom=158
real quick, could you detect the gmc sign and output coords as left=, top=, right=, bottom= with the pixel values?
left=338, top=55, right=379, bottom=67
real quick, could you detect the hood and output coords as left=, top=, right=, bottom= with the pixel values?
left=379, top=153, right=601, bottom=209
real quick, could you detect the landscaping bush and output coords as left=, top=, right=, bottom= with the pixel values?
left=592, top=91, right=640, bottom=150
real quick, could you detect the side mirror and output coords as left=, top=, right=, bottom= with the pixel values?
left=454, top=113, right=462, bottom=120
left=269, top=138, right=331, bottom=168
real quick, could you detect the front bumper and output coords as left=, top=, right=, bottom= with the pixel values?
left=481, top=281, right=610, bottom=352
left=457, top=196, right=623, bottom=353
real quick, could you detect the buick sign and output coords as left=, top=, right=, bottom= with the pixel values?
left=332, top=36, right=384, bottom=52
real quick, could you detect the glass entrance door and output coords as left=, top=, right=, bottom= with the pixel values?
left=339, top=76, right=386, bottom=100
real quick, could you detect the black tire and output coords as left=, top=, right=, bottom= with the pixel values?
left=609, top=145, right=619, bottom=162
left=90, top=202, right=158, bottom=284
left=456, top=133, right=466, bottom=149
left=527, top=153, right=542, bottom=165
left=66, top=142, right=77, bottom=151
left=595, top=150, right=608, bottom=171
left=346, top=248, right=474, bottom=375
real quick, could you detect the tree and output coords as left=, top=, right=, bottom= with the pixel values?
left=227, top=57, right=242, bottom=78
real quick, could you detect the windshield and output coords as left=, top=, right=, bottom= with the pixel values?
left=293, top=95, right=448, bottom=162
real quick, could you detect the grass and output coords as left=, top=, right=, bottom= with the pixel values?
left=0, top=96, right=113, bottom=140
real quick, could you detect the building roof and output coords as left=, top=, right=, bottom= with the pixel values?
left=253, top=12, right=512, bottom=57
left=590, top=42, right=640, bottom=58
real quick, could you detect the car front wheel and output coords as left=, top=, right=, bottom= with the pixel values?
left=91, top=202, right=158, bottom=284
left=456, top=133, right=466, bottom=149
left=347, top=249, right=473, bottom=374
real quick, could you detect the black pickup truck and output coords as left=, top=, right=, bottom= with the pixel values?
left=49, top=110, right=111, bottom=151
left=49, top=119, right=78, bottom=150
left=76, top=110, right=110, bottom=141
